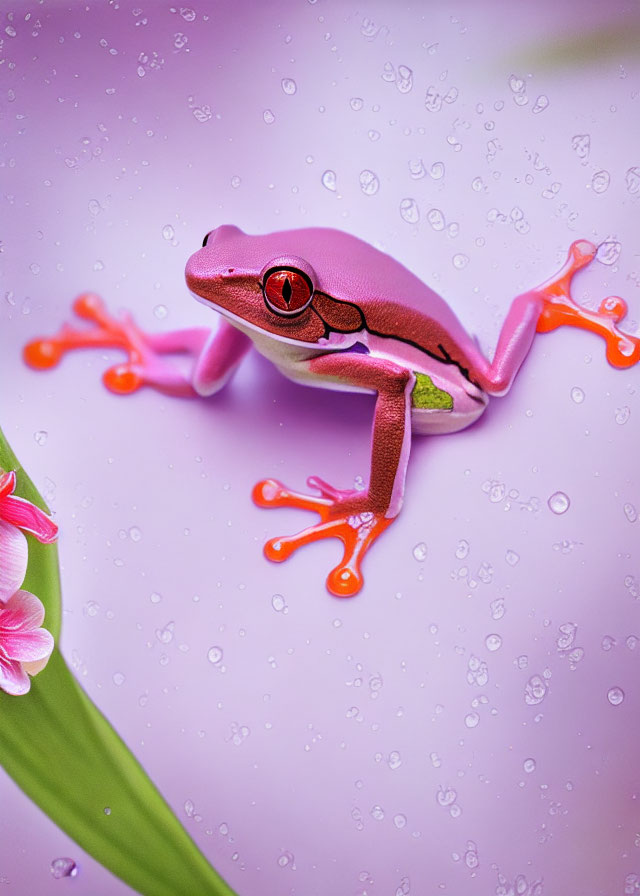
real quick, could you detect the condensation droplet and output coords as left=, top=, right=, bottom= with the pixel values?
left=263, top=109, right=275, bottom=124
left=430, top=161, right=445, bottom=179
left=321, top=169, right=337, bottom=191
left=615, top=406, right=631, bottom=425
left=591, top=170, right=610, bottom=194
left=532, top=95, right=549, bottom=114
left=400, top=198, right=419, bottom=224
left=208, top=646, right=223, bottom=664
left=271, top=593, right=287, bottom=612
left=626, top=167, right=640, bottom=195
left=570, top=386, right=585, bottom=403
left=505, top=549, right=519, bottom=566
left=624, top=503, right=638, bottom=523
left=153, top=304, right=168, bottom=320
left=50, top=858, right=78, bottom=879
left=523, top=758, right=536, bottom=773
left=548, top=491, right=570, bottom=514
left=485, top=633, right=502, bottom=652
left=408, top=158, right=426, bottom=179
left=387, top=750, right=402, bottom=770
left=524, top=674, right=548, bottom=706
left=452, top=253, right=469, bottom=269
left=571, top=134, right=590, bottom=160
left=112, top=672, right=125, bottom=686
left=597, top=240, right=622, bottom=266
left=161, top=224, right=175, bottom=241
left=607, top=686, right=625, bottom=706
left=34, top=430, right=48, bottom=446
left=464, top=711, right=480, bottom=728
left=359, top=169, right=380, bottom=195
left=412, top=542, right=427, bottom=562
left=427, top=208, right=445, bottom=231
left=350, top=97, right=364, bottom=111
left=281, top=78, right=297, bottom=95
left=393, top=813, right=407, bottom=829
left=129, top=526, right=142, bottom=542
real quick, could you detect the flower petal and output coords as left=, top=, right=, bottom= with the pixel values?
left=2, top=627, right=54, bottom=663
left=22, top=653, right=52, bottom=676
left=0, top=470, right=16, bottom=499
left=0, top=521, right=28, bottom=603
left=0, top=589, right=46, bottom=631
left=0, top=494, right=58, bottom=543
left=0, top=654, right=30, bottom=696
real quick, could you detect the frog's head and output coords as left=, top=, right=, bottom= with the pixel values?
left=185, top=225, right=330, bottom=345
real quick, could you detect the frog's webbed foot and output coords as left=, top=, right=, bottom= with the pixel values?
left=23, top=293, right=210, bottom=396
left=534, top=240, right=640, bottom=368
left=252, top=477, right=394, bottom=598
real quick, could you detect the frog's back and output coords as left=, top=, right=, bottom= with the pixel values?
left=241, top=226, right=480, bottom=378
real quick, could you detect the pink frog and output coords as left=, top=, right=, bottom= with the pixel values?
left=24, top=226, right=639, bottom=596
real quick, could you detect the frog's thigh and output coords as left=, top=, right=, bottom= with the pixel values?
left=192, top=320, right=252, bottom=397
left=307, top=353, right=415, bottom=517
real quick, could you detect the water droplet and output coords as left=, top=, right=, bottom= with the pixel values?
left=277, top=850, right=294, bottom=868
left=321, top=169, right=337, bottom=191
left=508, top=74, right=525, bottom=94
left=464, top=711, right=480, bottom=728
left=184, top=798, right=195, bottom=817
left=408, top=158, right=426, bottom=179
left=523, top=758, right=536, bottom=773
left=161, top=224, right=175, bottom=241
left=430, top=161, right=445, bottom=179
left=624, top=503, right=638, bottom=523
left=359, top=169, right=380, bottom=195
left=615, top=406, right=631, bottom=425
left=271, top=593, right=287, bottom=612
left=591, top=170, right=610, bottom=194
left=626, top=166, right=640, bottom=195
left=532, top=95, right=549, bottom=114
left=427, top=208, right=445, bottom=231
left=50, top=858, right=78, bottom=879
left=396, top=64, right=413, bottom=93
left=455, top=539, right=469, bottom=559
left=548, top=491, right=570, bottom=515
left=129, top=525, right=142, bottom=542
left=230, top=175, right=241, bottom=188
left=34, top=430, right=48, bottom=446
left=436, top=785, right=457, bottom=807
left=83, top=600, right=100, bottom=617
left=180, top=7, right=196, bottom=21
left=103, top=806, right=112, bottom=815
left=387, top=750, right=402, bottom=770
left=371, top=805, right=385, bottom=820
left=263, top=109, right=275, bottom=124
left=153, top=304, right=168, bottom=320
left=393, top=813, right=407, bottom=829
left=208, top=646, right=223, bottom=664
left=150, top=591, right=162, bottom=604
left=155, top=622, right=174, bottom=644
left=413, top=542, right=427, bottom=562
left=524, top=674, right=548, bottom=705
left=452, top=253, right=469, bottom=269
left=112, top=671, right=125, bottom=686
left=464, top=842, right=479, bottom=868
left=350, top=97, right=364, bottom=111
left=505, top=549, right=519, bottom=566
left=570, top=386, right=585, bottom=403
left=485, top=633, right=502, bottom=652
left=400, top=198, right=419, bottom=224
left=281, top=78, right=297, bottom=95
left=556, top=622, right=577, bottom=651
left=571, top=134, right=590, bottom=159
left=490, top=598, right=505, bottom=620
left=607, top=686, right=625, bottom=706
left=597, top=240, right=622, bottom=266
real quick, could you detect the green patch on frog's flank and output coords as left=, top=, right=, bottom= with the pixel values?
left=411, top=372, right=453, bottom=410
left=0, top=426, right=237, bottom=896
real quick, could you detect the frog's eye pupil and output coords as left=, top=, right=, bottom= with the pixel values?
left=263, top=268, right=313, bottom=316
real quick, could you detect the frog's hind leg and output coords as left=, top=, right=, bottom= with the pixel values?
left=23, top=292, right=250, bottom=397
left=469, top=240, right=640, bottom=396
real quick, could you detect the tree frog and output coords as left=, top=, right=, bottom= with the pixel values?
left=24, top=226, right=639, bottom=596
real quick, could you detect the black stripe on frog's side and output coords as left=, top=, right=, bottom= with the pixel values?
left=311, top=291, right=477, bottom=386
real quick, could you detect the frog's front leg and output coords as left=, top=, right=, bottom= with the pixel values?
left=470, top=240, right=640, bottom=395
left=23, top=293, right=251, bottom=397
left=253, top=354, right=415, bottom=598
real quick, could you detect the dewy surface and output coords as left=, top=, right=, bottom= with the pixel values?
left=1, top=1, right=640, bottom=894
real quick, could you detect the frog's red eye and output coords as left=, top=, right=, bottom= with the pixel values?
left=263, top=268, right=313, bottom=317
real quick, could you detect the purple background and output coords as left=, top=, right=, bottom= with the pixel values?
left=1, top=1, right=640, bottom=894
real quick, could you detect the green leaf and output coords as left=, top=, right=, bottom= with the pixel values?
left=0, top=426, right=238, bottom=896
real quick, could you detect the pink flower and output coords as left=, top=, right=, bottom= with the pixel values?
left=0, top=470, right=57, bottom=694
left=0, top=470, right=58, bottom=544
left=0, top=470, right=57, bottom=604
left=0, top=590, right=54, bottom=695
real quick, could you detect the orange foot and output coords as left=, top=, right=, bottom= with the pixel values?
left=535, top=240, right=640, bottom=368
left=252, top=477, right=393, bottom=598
